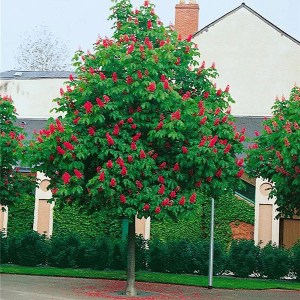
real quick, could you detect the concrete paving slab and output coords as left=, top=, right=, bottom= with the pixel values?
left=1, top=274, right=299, bottom=300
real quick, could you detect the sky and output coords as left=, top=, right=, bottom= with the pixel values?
left=1, top=0, right=300, bottom=71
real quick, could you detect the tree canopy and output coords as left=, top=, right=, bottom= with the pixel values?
left=0, top=95, right=33, bottom=207
left=246, top=86, right=300, bottom=217
left=29, top=0, right=245, bottom=221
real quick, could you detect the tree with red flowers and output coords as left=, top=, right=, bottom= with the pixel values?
left=246, top=86, right=300, bottom=218
left=0, top=95, right=33, bottom=209
left=29, top=0, right=245, bottom=295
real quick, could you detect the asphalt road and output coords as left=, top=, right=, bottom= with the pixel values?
left=1, top=274, right=300, bottom=300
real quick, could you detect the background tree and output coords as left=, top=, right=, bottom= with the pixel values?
left=29, top=0, right=245, bottom=296
left=15, top=25, right=71, bottom=71
left=246, top=86, right=300, bottom=217
left=0, top=95, right=34, bottom=209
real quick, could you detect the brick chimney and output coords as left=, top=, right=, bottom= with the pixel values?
left=175, top=0, right=199, bottom=39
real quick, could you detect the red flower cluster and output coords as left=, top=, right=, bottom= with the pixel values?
left=171, top=111, right=181, bottom=120
left=113, top=124, right=119, bottom=136
left=215, top=168, right=222, bottom=178
left=189, top=193, right=196, bottom=203
left=182, top=146, right=188, bottom=154
left=127, top=44, right=134, bottom=55
left=121, top=167, right=127, bottom=176
left=208, top=136, right=218, bottom=148
left=156, top=121, right=163, bottom=130
left=173, top=163, right=180, bottom=171
left=147, top=82, right=156, bottom=92
left=112, top=72, right=118, bottom=82
left=62, top=172, right=71, bottom=184
left=179, top=196, right=185, bottom=205
left=203, top=92, right=209, bottom=99
left=139, top=150, right=146, bottom=159
left=120, top=194, right=126, bottom=203
left=216, top=89, right=222, bottom=96
left=106, top=132, right=114, bottom=146
left=57, top=146, right=65, bottom=155
left=224, top=144, right=232, bottom=154
left=136, top=180, right=143, bottom=189
left=110, top=178, right=116, bottom=187
left=84, top=101, right=93, bottom=114
left=88, top=127, right=95, bottom=136
left=198, top=136, right=207, bottom=147
left=236, top=169, right=244, bottom=178
left=158, top=176, right=164, bottom=184
left=55, top=119, right=64, bottom=132
left=131, top=142, right=137, bottom=150
left=63, top=141, right=74, bottom=151
left=99, top=172, right=105, bottom=181
left=74, top=169, right=83, bottom=179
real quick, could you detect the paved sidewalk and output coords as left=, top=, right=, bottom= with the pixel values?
left=1, top=274, right=300, bottom=300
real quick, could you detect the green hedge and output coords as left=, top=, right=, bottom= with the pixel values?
left=151, top=193, right=254, bottom=245
left=7, top=195, right=35, bottom=235
left=1, top=232, right=298, bottom=280
left=52, top=203, right=122, bottom=239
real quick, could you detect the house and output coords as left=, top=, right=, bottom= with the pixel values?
left=1, top=2, right=300, bottom=246
left=175, top=1, right=300, bottom=247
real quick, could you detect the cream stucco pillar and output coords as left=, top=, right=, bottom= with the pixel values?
left=0, top=206, right=9, bottom=235
left=254, top=177, right=280, bottom=247
left=135, top=217, right=151, bottom=240
left=33, top=172, right=54, bottom=237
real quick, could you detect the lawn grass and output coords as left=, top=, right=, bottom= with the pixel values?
left=0, top=264, right=299, bottom=291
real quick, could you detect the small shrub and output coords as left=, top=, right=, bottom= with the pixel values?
left=76, top=240, right=93, bottom=269
left=258, top=243, right=290, bottom=279
left=7, top=235, right=21, bottom=264
left=166, top=240, right=195, bottom=274
left=149, top=239, right=168, bottom=273
left=192, top=240, right=227, bottom=275
left=135, top=234, right=148, bottom=271
left=48, top=234, right=81, bottom=268
left=291, top=240, right=300, bottom=280
left=109, top=240, right=125, bottom=270
left=0, top=231, right=9, bottom=264
left=17, top=231, right=48, bottom=266
left=92, top=237, right=110, bottom=270
left=228, top=240, right=259, bottom=277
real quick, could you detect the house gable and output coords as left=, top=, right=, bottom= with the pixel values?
left=194, top=3, right=300, bottom=46
left=192, top=3, right=300, bottom=117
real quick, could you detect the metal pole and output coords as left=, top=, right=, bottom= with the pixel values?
left=208, top=197, right=214, bottom=289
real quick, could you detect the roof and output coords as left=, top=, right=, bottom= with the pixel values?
left=193, top=3, right=300, bottom=46
left=0, top=70, right=76, bottom=80
left=15, top=115, right=263, bottom=143
left=15, top=118, right=48, bottom=140
left=234, top=115, right=264, bottom=158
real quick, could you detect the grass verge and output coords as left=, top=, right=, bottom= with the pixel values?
left=0, top=264, right=299, bottom=291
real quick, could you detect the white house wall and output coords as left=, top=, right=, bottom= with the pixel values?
left=0, top=79, right=65, bottom=118
left=193, top=7, right=300, bottom=116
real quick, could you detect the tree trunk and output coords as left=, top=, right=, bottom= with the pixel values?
left=125, top=217, right=137, bottom=296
